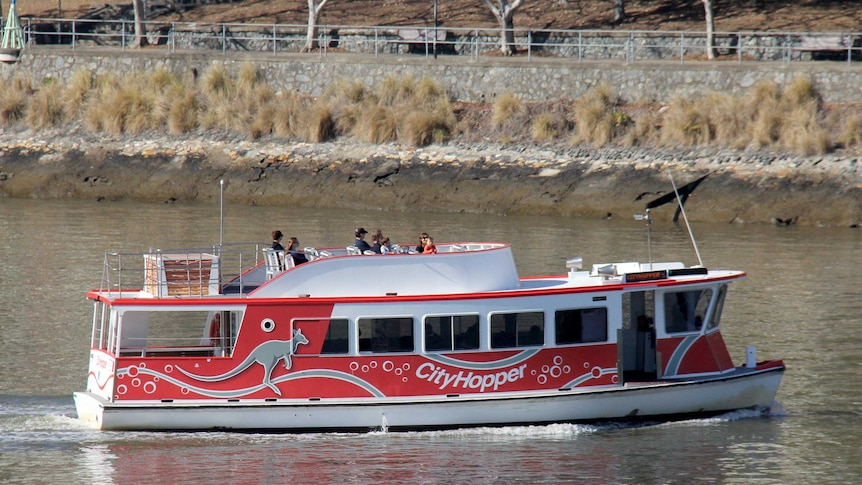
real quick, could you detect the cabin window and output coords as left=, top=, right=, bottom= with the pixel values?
left=664, top=289, right=713, bottom=333
left=358, top=317, right=414, bottom=353
left=292, top=318, right=349, bottom=355
left=490, top=311, right=544, bottom=349
left=424, top=315, right=480, bottom=352
left=555, top=307, right=608, bottom=344
left=706, top=285, right=728, bottom=331
left=115, top=310, right=242, bottom=357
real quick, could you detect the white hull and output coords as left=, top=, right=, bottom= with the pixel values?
left=74, top=366, right=783, bottom=432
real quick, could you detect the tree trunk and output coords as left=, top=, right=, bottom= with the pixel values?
left=703, top=0, right=715, bottom=59
left=302, top=0, right=330, bottom=52
left=132, top=0, right=148, bottom=48
left=613, top=0, right=626, bottom=24
left=482, top=0, right=525, bottom=56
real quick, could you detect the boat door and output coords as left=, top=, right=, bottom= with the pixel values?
left=618, top=291, right=658, bottom=382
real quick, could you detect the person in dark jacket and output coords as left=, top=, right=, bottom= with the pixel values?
left=271, top=230, right=285, bottom=251
left=354, top=227, right=372, bottom=252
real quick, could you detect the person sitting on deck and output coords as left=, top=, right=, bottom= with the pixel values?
left=380, top=237, right=394, bottom=254
left=287, top=237, right=309, bottom=265
left=272, top=230, right=285, bottom=251
left=415, top=232, right=430, bottom=253
left=354, top=227, right=372, bottom=253
left=370, top=229, right=385, bottom=254
left=422, top=236, right=438, bottom=254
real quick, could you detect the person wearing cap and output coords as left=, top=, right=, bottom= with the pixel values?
left=354, top=227, right=372, bottom=252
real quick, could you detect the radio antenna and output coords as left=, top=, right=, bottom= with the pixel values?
left=219, top=179, right=225, bottom=249
left=670, top=174, right=703, bottom=267
left=633, top=208, right=652, bottom=269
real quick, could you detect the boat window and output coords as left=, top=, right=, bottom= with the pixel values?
left=490, top=311, right=544, bottom=349
left=357, top=317, right=414, bottom=353
left=706, top=285, right=728, bottom=331
left=555, top=307, right=608, bottom=344
left=292, top=318, right=349, bottom=355
left=664, top=289, right=713, bottom=333
left=424, top=315, right=480, bottom=352
left=116, top=310, right=241, bottom=357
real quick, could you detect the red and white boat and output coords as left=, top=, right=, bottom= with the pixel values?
left=74, top=235, right=784, bottom=432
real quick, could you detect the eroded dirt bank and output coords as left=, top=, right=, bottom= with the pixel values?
left=1, top=134, right=860, bottom=227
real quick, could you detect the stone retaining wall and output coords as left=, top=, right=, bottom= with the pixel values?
left=3, top=47, right=862, bottom=104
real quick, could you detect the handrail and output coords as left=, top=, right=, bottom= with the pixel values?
left=15, top=17, right=862, bottom=64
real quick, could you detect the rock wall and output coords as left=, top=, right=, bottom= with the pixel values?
left=3, top=47, right=862, bottom=103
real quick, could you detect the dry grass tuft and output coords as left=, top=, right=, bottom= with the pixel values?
left=26, top=78, right=65, bottom=129
left=574, top=84, right=617, bottom=147
left=0, top=75, right=32, bottom=125
left=353, top=103, right=398, bottom=143
left=531, top=112, right=558, bottom=142
left=306, top=102, right=336, bottom=143
left=492, top=92, right=524, bottom=128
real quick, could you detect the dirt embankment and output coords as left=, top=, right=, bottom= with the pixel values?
left=1, top=130, right=859, bottom=228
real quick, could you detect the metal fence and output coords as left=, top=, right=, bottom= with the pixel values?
left=14, top=17, right=862, bottom=64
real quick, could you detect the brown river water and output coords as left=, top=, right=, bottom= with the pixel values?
left=0, top=197, right=860, bottom=483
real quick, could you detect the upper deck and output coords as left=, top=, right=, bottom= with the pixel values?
left=91, top=242, right=744, bottom=303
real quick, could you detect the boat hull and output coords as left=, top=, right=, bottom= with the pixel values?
left=73, top=364, right=783, bottom=432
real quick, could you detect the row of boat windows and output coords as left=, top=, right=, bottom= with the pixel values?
left=307, top=307, right=609, bottom=355
left=97, top=287, right=722, bottom=355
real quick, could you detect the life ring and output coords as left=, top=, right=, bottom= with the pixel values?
left=209, top=313, right=221, bottom=345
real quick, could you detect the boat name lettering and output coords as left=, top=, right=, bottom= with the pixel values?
left=415, top=362, right=527, bottom=392
left=623, top=270, right=668, bottom=283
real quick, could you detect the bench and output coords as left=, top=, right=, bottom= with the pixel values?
left=798, top=35, right=860, bottom=60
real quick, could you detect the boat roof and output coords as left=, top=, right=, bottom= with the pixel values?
left=90, top=242, right=744, bottom=302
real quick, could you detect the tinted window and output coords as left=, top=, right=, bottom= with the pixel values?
left=664, top=289, right=713, bottom=333
left=555, top=307, right=608, bottom=344
left=490, top=311, right=544, bottom=349
left=424, top=315, right=479, bottom=352
left=358, top=317, right=414, bottom=353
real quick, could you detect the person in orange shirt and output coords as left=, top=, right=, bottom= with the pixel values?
left=422, top=236, right=437, bottom=254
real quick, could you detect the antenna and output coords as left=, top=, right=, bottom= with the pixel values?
left=219, top=179, right=224, bottom=249
left=633, top=208, right=652, bottom=269
left=670, top=174, right=703, bottom=267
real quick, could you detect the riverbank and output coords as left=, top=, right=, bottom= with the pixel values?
left=1, top=126, right=859, bottom=227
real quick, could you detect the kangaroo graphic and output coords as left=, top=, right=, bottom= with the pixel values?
left=178, top=329, right=309, bottom=396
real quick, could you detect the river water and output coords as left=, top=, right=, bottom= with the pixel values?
left=1, top=197, right=860, bottom=484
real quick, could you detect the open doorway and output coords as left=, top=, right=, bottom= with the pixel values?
left=618, top=291, right=658, bottom=383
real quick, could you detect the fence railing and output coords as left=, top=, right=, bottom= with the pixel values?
left=13, top=17, right=862, bottom=64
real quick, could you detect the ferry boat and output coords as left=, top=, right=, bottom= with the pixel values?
left=74, top=234, right=784, bottom=432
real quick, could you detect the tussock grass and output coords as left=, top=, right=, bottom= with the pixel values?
left=531, top=112, right=560, bottom=142
left=492, top=92, right=523, bottom=128
left=2, top=65, right=853, bottom=156
left=26, top=78, right=65, bottom=129
left=573, top=84, right=619, bottom=147
left=65, top=69, right=93, bottom=120
left=0, top=74, right=32, bottom=125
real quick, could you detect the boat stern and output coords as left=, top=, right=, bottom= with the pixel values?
left=73, top=391, right=107, bottom=430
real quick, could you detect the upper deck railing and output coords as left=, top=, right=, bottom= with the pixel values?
left=14, top=17, right=862, bottom=64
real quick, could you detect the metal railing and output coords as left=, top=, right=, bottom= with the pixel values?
left=99, top=242, right=267, bottom=298
left=14, top=17, right=862, bottom=64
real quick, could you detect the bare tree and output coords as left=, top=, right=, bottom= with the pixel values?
left=481, top=0, right=525, bottom=56
left=131, top=0, right=148, bottom=48
left=613, top=0, right=626, bottom=24
left=302, top=0, right=331, bottom=52
left=703, top=0, right=715, bottom=59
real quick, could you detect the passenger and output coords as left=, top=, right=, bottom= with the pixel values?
left=354, top=227, right=372, bottom=253
left=287, top=237, right=308, bottom=265
left=271, top=230, right=285, bottom=251
left=380, top=237, right=394, bottom=254
left=422, top=236, right=438, bottom=254
left=370, top=229, right=385, bottom=254
left=415, top=232, right=430, bottom=253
